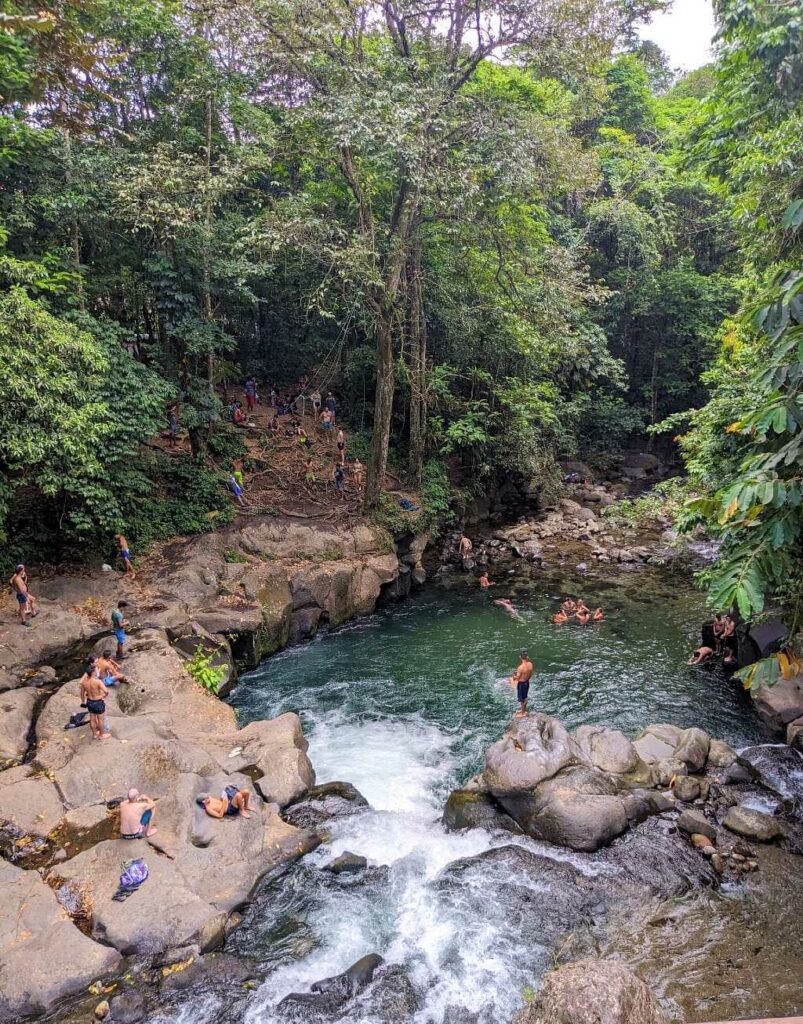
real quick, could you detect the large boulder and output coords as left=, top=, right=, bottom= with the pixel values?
left=222, top=713, right=315, bottom=808
left=442, top=790, right=522, bottom=834
left=515, top=959, right=667, bottom=1024
left=0, top=765, right=65, bottom=840
left=497, top=766, right=628, bottom=853
left=573, top=725, right=640, bottom=775
left=282, top=781, right=368, bottom=832
left=0, top=861, right=120, bottom=1022
left=673, top=727, right=710, bottom=771
left=485, top=715, right=587, bottom=795
left=737, top=744, right=803, bottom=810
left=722, top=805, right=782, bottom=842
left=707, top=738, right=737, bottom=768
left=752, top=672, right=803, bottom=731
left=632, top=724, right=681, bottom=765
left=0, top=687, right=38, bottom=764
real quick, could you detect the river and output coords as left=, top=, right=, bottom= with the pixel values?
left=156, top=563, right=781, bottom=1024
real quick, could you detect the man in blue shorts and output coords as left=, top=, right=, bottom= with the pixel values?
left=509, top=649, right=533, bottom=718
left=111, top=600, right=130, bottom=659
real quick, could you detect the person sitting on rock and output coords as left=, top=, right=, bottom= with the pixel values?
left=120, top=789, right=157, bottom=839
left=551, top=609, right=568, bottom=624
left=198, top=785, right=252, bottom=819
left=80, top=657, right=111, bottom=740
left=97, top=648, right=127, bottom=687
left=687, top=646, right=714, bottom=666
left=592, top=607, right=604, bottom=622
left=479, top=571, right=493, bottom=588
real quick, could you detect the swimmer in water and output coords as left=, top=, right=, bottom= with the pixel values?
left=576, top=605, right=590, bottom=625
left=560, top=598, right=576, bottom=617
left=551, top=609, right=568, bottom=624
left=479, top=571, right=493, bottom=588
left=592, top=607, right=604, bottom=622
left=494, top=598, right=521, bottom=620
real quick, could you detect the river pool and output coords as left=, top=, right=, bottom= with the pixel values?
left=161, top=563, right=773, bottom=1024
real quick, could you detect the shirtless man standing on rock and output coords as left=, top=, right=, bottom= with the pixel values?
left=510, top=649, right=533, bottom=717
left=79, top=658, right=111, bottom=740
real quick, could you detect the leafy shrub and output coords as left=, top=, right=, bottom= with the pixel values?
left=185, top=645, right=227, bottom=696
left=602, top=478, right=685, bottom=528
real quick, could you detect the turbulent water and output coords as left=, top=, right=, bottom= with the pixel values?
left=160, top=563, right=773, bottom=1024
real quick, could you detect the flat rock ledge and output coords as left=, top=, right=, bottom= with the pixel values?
left=0, top=627, right=320, bottom=1023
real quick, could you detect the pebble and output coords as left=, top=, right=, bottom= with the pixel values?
left=95, top=1000, right=110, bottom=1020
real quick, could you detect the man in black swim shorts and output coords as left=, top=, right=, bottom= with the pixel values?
left=510, top=649, right=533, bottom=718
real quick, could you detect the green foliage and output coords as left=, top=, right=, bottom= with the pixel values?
left=602, top=478, right=685, bottom=528
left=185, top=644, right=226, bottom=696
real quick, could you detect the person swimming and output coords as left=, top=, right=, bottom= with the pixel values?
left=494, top=598, right=521, bottom=620
left=575, top=606, right=590, bottom=625
left=560, top=598, right=576, bottom=616
left=551, top=609, right=568, bottom=624
left=687, top=646, right=714, bottom=666
left=592, top=607, right=604, bottom=621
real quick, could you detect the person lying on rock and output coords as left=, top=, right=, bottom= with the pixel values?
left=198, top=785, right=252, bottom=819
left=97, top=648, right=127, bottom=687
left=509, top=649, right=533, bottom=717
left=120, top=789, right=157, bottom=839
left=80, top=658, right=111, bottom=740
left=687, top=645, right=714, bottom=666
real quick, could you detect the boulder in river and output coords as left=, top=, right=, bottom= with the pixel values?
left=707, top=738, right=737, bottom=768
left=673, top=727, right=710, bottom=771
left=514, top=958, right=668, bottom=1024
left=632, top=724, right=681, bottom=765
left=723, top=805, right=782, bottom=842
left=323, top=851, right=368, bottom=874
left=283, top=780, right=368, bottom=832
left=572, top=725, right=640, bottom=775
left=485, top=715, right=588, bottom=795
left=736, top=744, right=803, bottom=814
left=497, top=765, right=629, bottom=853
left=676, top=809, right=716, bottom=842
left=442, top=789, right=522, bottom=834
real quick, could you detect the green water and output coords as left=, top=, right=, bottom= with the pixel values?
left=232, top=562, right=767, bottom=767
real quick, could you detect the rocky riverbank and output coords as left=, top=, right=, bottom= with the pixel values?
left=0, top=516, right=418, bottom=1022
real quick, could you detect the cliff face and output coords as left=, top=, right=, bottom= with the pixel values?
left=0, top=517, right=409, bottom=1022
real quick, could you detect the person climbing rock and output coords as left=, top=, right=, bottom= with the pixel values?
left=337, top=427, right=346, bottom=464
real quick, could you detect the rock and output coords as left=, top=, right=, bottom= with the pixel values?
left=753, top=672, right=803, bottom=731
left=0, top=860, right=120, bottom=1021
left=225, top=714, right=315, bottom=808
left=323, top=852, right=367, bottom=874
left=289, top=607, right=322, bottom=643
left=355, top=964, right=419, bottom=1020
left=723, top=806, right=782, bottom=842
left=673, top=727, right=710, bottom=771
left=498, top=766, right=628, bottom=853
left=787, top=716, right=803, bottom=751
left=442, top=790, right=522, bottom=833
left=653, top=758, right=687, bottom=787
left=672, top=776, right=701, bottom=802
left=0, top=688, right=37, bottom=764
left=94, top=999, right=110, bottom=1019
left=312, top=953, right=384, bottom=997
left=691, top=832, right=714, bottom=851
left=707, top=738, right=737, bottom=768
left=283, top=781, right=368, bottom=832
left=723, top=762, right=751, bottom=784
left=573, top=725, right=640, bottom=774
left=514, top=959, right=668, bottom=1024
left=109, top=989, right=146, bottom=1024
left=676, top=809, right=716, bottom=842
left=0, top=766, right=65, bottom=840
left=485, top=714, right=588, bottom=795
left=737, top=744, right=803, bottom=811
left=711, top=852, right=726, bottom=874
left=632, top=724, right=681, bottom=764
left=277, top=954, right=385, bottom=1021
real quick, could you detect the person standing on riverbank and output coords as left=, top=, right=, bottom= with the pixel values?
left=9, top=565, right=37, bottom=626
left=510, top=649, right=533, bottom=717
left=114, top=534, right=136, bottom=578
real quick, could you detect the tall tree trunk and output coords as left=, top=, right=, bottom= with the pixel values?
left=64, top=129, right=84, bottom=309
left=408, top=232, right=426, bottom=489
left=647, top=339, right=660, bottom=450
left=203, top=90, right=214, bottom=391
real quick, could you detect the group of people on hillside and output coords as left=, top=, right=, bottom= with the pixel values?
left=552, top=597, right=604, bottom=625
